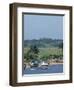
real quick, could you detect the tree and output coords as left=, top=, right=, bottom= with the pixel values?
left=30, top=45, right=39, bottom=54
left=24, top=45, right=39, bottom=62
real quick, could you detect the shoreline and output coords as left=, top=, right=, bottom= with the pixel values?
left=24, top=62, right=63, bottom=68
left=49, top=62, right=63, bottom=65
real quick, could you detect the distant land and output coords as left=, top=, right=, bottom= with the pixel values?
left=24, top=38, right=63, bottom=48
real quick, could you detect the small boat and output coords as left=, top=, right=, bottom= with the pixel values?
left=40, top=61, right=48, bottom=69
left=30, top=60, right=39, bottom=68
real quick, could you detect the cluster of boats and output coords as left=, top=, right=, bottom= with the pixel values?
left=24, top=60, right=49, bottom=69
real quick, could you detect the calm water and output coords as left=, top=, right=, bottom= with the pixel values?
left=23, top=64, right=63, bottom=74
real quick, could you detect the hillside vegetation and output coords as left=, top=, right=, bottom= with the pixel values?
left=24, top=38, right=63, bottom=63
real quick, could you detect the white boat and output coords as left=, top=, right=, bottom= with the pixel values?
left=39, top=61, right=48, bottom=70
left=40, top=61, right=48, bottom=66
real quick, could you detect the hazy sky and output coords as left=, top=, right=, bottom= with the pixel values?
left=24, top=14, right=63, bottom=40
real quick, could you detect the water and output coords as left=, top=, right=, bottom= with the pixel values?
left=23, top=64, right=63, bottom=74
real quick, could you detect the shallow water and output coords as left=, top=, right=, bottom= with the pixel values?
left=23, top=64, right=63, bottom=74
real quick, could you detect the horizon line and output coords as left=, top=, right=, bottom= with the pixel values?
left=24, top=38, right=63, bottom=41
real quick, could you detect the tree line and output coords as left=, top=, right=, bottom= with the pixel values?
left=24, top=38, right=63, bottom=48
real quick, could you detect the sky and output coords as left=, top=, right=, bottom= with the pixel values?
left=24, top=14, right=63, bottom=40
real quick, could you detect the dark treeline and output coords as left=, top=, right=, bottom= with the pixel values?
left=24, top=38, right=63, bottom=48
